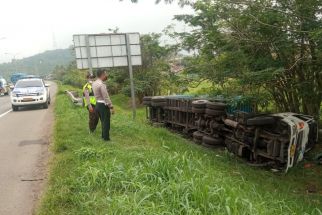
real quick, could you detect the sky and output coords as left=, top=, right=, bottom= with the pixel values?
left=0, top=0, right=192, bottom=63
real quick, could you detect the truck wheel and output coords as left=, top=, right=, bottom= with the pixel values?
left=246, top=116, right=275, bottom=126
left=206, top=102, right=227, bottom=110
left=151, top=101, right=167, bottom=107
left=201, top=142, right=218, bottom=149
left=192, top=100, right=208, bottom=108
left=202, top=135, right=224, bottom=145
left=193, top=131, right=204, bottom=144
left=192, top=107, right=205, bottom=114
left=151, top=96, right=167, bottom=102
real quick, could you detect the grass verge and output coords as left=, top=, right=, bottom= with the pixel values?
left=37, top=84, right=322, bottom=215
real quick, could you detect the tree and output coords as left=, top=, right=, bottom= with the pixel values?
left=101, top=33, right=182, bottom=101
left=172, top=0, right=322, bottom=118
left=122, top=33, right=181, bottom=102
left=123, top=0, right=192, bottom=6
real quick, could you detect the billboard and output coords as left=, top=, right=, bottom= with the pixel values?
left=73, top=33, right=142, bottom=69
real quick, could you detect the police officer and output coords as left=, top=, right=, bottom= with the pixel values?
left=83, top=73, right=99, bottom=133
left=92, top=69, right=114, bottom=141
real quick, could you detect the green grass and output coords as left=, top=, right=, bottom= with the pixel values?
left=37, top=85, right=322, bottom=215
left=186, top=80, right=213, bottom=95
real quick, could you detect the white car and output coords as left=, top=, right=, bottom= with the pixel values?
left=11, top=78, right=50, bottom=111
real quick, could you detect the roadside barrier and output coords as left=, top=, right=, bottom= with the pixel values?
left=65, top=90, right=83, bottom=106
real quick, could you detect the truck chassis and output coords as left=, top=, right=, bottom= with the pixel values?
left=143, top=96, right=318, bottom=172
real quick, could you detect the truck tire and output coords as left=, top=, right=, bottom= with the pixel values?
left=151, top=101, right=167, bottom=107
left=152, top=96, right=167, bottom=102
left=246, top=116, right=275, bottom=126
left=201, top=142, right=218, bottom=149
left=192, top=100, right=208, bottom=108
left=205, top=109, right=226, bottom=116
left=202, top=135, right=224, bottom=145
left=192, top=107, right=205, bottom=114
left=206, top=102, right=227, bottom=110
left=193, top=131, right=204, bottom=144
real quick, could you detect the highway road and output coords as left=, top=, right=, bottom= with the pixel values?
left=0, top=95, right=12, bottom=116
left=0, top=82, right=57, bottom=215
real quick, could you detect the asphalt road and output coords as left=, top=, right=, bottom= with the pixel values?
left=0, top=82, right=57, bottom=215
left=0, top=95, right=11, bottom=116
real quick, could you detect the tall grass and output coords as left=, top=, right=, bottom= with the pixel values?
left=37, top=85, right=322, bottom=215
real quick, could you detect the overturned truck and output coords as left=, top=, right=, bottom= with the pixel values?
left=143, top=96, right=318, bottom=172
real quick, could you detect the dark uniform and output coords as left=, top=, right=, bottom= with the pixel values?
left=83, top=82, right=99, bottom=133
left=92, top=79, right=113, bottom=141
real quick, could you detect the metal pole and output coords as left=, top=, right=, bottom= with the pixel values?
left=85, top=35, right=93, bottom=75
left=125, top=33, right=136, bottom=120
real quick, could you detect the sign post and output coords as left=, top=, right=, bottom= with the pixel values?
left=125, top=33, right=136, bottom=119
left=73, top=33, right=142, bottom=120
left=85, top=35, right=93, bottom=75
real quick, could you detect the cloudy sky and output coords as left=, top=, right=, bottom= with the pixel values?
left=0, top=0, right=192, bottom=63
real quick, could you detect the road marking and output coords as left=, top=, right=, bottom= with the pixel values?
left=0, top=109, right=12, bottom=119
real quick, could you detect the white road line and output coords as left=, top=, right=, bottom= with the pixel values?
left=0, top=109, right=12, bottom=118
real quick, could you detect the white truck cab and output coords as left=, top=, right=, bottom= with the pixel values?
left=273, top=113, right=318, bottom=171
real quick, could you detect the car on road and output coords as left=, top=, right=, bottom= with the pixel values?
left=22, top=74, right=41, bottom=79
left=10, top=73, right=27, bottom=84
left=0, top=77, right=10, bottom=95
left=11, top=78, right=50, bottom=111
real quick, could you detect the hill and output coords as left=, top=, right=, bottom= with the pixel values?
left=0, top=48, right=74, bottom=79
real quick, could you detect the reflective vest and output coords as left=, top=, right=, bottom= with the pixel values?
left=83, top=83, right=96, bottom=106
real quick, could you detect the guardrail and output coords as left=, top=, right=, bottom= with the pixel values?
left=65, top=90, right=83, bottom=106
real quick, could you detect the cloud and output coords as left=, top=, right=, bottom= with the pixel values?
left=0, top=0, right=192, bottom=63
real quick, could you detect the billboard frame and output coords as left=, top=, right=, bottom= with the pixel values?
left=73, top=32, right=141, bottom=119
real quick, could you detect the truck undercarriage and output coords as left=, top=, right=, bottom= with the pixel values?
left=143, top=96, right=318, bottom=172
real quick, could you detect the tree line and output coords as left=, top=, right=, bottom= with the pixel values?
left=57, top=0, right=322, bottom=118
left=144, top=0, right=322, bottom=118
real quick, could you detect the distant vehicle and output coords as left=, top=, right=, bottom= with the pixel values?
left=11, top=78, right=51, bottom=111
left=11, top=73, right=27, bottom=84
left=22, top=75, right=41, bottom=79
left=0, top=77, right=10, bottom=95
